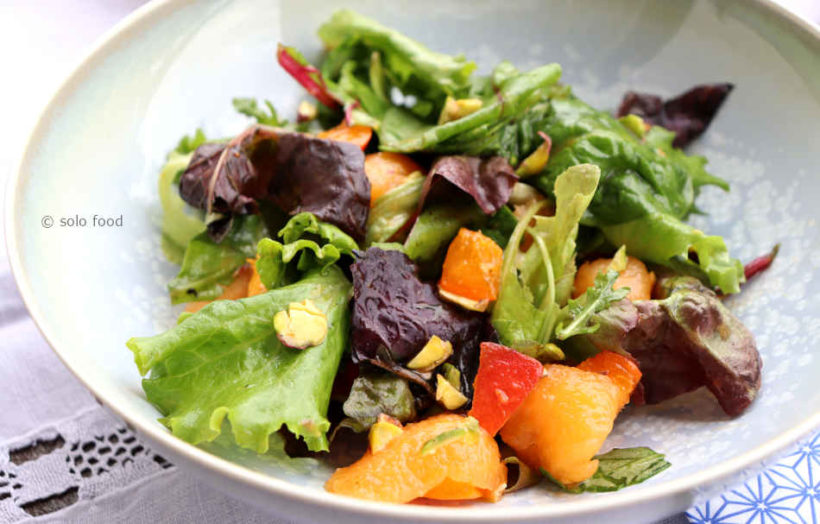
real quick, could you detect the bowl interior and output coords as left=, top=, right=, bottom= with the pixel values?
left=8, top=0, right=820, bottom=516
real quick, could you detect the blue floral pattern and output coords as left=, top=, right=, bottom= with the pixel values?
left=687, top=431, right=820, bottom=523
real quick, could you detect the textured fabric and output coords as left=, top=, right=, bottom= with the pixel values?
left=1, top=1, right=819, bottom=524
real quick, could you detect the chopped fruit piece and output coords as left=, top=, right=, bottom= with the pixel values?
left=424, top=478, right=484, bottom=500
left=436, top=374, right=468, bottom=410
left=317, top=124, right=372, bottom=150
left=573, top=255, right=655, bottom=301
left=364, top=152, right=423, bottom=205
left=184, top=264, right=252, bottom=313
left=407, top=335, right=453, bottom=371
left=438, top=96, right=483, bottom=124
left=272, top=299, right=328, bottom=349
left=438, top=228, right=503, bottom=309
left=246, top=258, right=267, bottom=297
left=368, top=414, right=403, bottom=453
left=469, top=342, right=544, bottom=435
left=325, top=414, right=506, bottom=503
left=499, top=364, right=624, bottom=486
left=577, top=351, right=642, bottom=408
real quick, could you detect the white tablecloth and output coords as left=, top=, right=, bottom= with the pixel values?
left=1, top=2, right=817, bottom=523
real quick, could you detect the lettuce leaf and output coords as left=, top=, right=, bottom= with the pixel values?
left=318, top=9, right=476, bottom=101
left=491, top=164, right=599, bottom=350
left=564, top=276, right=762, bottom=416
left=232, top=97, right=289, bottom=127
left=535, top=96, right=743, bottom=293
left=167, top=215, right=267, bottom=304
left=158, top=131, right=207, bottom=264
left=255, top=213, right=358, bottom=290
left=365, top=172, right=424, bottom=246
left=128, top=266, right=352, bottom=452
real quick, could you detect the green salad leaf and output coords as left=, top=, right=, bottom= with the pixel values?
left=543, top=447, right=671, bottom=493
left=342, top=372, right=417, bottom=429
left=167, top=215, right=267, bottom=304
left=158, top=130, right=208, bottom=264
left=256, top=212, right=358, bottom=290
left=128, top=266, right=352, bottom=452
left=491, top=164, right=599, bottom=350
left=365, top=172, right=424, bottom=246
left=232, top=97, right=288, bottom=127
left=403, top=204, right=484, bottom=262
left=534, top=96, right=743, bottom=293
left=379, top=63, right=562, bottom=154
left=554, top=270, right=629, bottom=340
left=318, top=9, right=476, bottom=101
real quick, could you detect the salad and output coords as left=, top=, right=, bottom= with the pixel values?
left=127, top=10, right=775, bottom=504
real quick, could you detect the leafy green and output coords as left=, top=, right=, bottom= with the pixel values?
left=554, top=270, right=629, bottom=340
left=342, top=372, right=417, bottom=429
left=491, top=164, right=600, bottom=349
left=158, top=130, right=208, bottom=264
left=167, top=215, right=267, bottom=304
left=379, top=63, right=561, bottom=154
left=232, top=97, right=288, bottom=127
left=534, top=96, right=743, bottom=292
left=601, top=213, right=744, bottom=294
left=480, top=205, right=518, bottom=248
left=403, top=204, right=484, bottom=262
left=365, top=172, right=424, bottom=246
left=127, top=267, right=352, bottom=453
left=543, top=447, right=671, bottom=493
left=255, top=213, right=358, bottom=290
left=318, top=9, right=476, bottom=101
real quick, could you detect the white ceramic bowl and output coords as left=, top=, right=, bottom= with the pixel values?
left=6, top=0, right=820, bottom=522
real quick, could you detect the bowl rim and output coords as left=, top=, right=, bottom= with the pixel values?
left=5, top=0, right=820, bottom=520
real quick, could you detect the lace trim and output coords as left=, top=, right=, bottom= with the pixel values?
left=0, top=406, right=172, bottom=521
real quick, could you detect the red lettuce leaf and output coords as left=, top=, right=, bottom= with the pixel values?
left=268, top=133, right=370, bottom=242
left=567, top=276, right=761, bottom=417
left=350, top=247, right=489, bottom=400
left=277, top=44, right=340, bottom=110
left=419, top=156, right=517, bottom=215
left=616, top=83, right=733, bottom=147
left=178, top=126, right=370, bottom=242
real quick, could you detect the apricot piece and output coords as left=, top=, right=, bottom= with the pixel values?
left=184, top=264, right=252, bottom=313
left=325, top=414, right=506, bottom=503
left=438, top=228, right=503, bottom=311
left=318, top=124, right=372, bottom=150
left=499, top=364, right=621, bottom=486
left=246, top=258, right=267, bottom=297
left=577, top=351, right=642, bottom=408
left=573, top=255, right=655, bottom=301
left=364, top=152, right=422, bottom=205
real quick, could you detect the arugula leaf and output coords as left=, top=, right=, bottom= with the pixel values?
left=128, top=267, right=352, bottom=453
left=480, top=205, right=518, bottom=249
left=543, top=447, right=671, bottom=493
left=167, top=215, right=267, bottom=304
left=365, top=172, right=424, bottom=246
left=554, top=270, right=629, bottom=340
left=491, top=164, right=600, bottom=349
left=232, top=97, right=288, bottom=127
left=255, top=213, right=358, bottom=290
left=342, top=372, right=417, bottom=429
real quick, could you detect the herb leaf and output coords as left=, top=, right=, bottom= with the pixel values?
left=232, top=97, right=289, bottom=127
left=543, top=447, right=671, bottom=493
left=554, top=270, right=629, bottom=340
